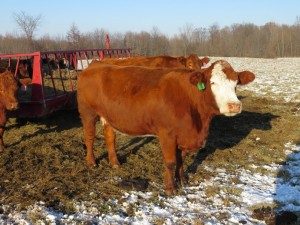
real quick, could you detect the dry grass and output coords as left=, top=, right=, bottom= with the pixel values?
left=0, top=88, right=299, bottom=224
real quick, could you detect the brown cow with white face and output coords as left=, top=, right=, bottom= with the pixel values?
left=94, top=54, right=209, bottom=70
left=0, top=69, right=19, bottom=151
left=77, top=60, right=255, bottom=195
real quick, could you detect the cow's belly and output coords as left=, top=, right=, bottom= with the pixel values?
left=100, top=113, right=157, bottom=136
left=177, top=132, right=207, bottom=151
left=97, top=98, right=211, bottom=151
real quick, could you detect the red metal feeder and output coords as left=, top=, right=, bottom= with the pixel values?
left=0, top=48, right=131, bottom=118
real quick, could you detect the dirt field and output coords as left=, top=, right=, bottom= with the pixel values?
left=0, top=57, right=299, bottom=224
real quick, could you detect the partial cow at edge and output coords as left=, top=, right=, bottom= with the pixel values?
left=0, top=69, right=19, bottom=151
left=77, top=60, right=255, bottom=195
left=92, top=54, right=210, bottom=70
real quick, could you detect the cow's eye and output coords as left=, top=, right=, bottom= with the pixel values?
left=210, top=82, right=215, bottom=85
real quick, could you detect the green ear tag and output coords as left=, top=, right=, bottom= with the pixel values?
left=197, top=82, right=205, bottom=91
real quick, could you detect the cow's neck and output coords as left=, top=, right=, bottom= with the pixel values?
left=193, top=89, right=220, bottom=118
left=0, top=100, right=5, bottom=110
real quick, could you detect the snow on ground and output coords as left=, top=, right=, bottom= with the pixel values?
left=1, top=57, right=300, bottom=224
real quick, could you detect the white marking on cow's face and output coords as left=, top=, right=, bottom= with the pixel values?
left=210, top=63, right=241, bottom=116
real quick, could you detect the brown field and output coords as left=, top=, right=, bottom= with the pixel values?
left=0, top=89, right=299, bottom=220
left=0, top=57, right=299, bottom=224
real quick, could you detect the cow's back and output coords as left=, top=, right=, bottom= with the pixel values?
left=95, top=55, right=185, bottom=68
left=77, top=64, right=193, bottom=135
left=78, top=65, right=164, bottom=135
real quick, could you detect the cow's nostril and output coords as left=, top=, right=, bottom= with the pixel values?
left=228, top=103, right=241, bottom=113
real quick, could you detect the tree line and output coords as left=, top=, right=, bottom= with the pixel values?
left=1, top=12, right=300, bottom=58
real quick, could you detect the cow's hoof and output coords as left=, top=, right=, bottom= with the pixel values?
left=110, top=159, right=121, bottom=168
left=86, top=160, right=96, bottom=167
left=165, top=188, right=177, bottom=196
left=112, top=164, right=120, bottom=169
left=86, top=155, right=97, bottom=167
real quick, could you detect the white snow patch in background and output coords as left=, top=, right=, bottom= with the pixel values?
left=1, top=57, right=300, bottom=224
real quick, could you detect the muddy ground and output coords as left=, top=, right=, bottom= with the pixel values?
left=0, top=88, right=299, bottom=223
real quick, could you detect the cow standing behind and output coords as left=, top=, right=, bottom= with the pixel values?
left=17, top=63, right=32, bottom=88
left=77, top=60, right=255, bottom=195
left=93, top=54, right=210, bottom=70
left=0, top=69, right=19, bottom=151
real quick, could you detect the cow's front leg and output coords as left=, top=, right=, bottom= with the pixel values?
left=0, top=112, right=7, bottom=152
left=175, top=149, right=187, bottom=187
left=0, top=126, right=5, bottom=152
left=103, top=123, right=120, bottom=168
left=159, top=136, right=177, bottom=195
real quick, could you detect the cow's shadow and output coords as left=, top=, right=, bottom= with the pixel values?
left=270, top=139, right=300, bottom=224
left=104, top=109, right=277, bottom=176
left=6, top=109, right=82, bottom=148
left=96, top=136, right=156, bottom=165
left=186, top=110, right=278, bottom=174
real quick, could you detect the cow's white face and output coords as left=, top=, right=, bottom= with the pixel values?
left=210, top=63, right=241, bottom=116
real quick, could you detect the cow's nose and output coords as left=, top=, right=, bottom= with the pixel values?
left=227, top=102, right=242, bottom=113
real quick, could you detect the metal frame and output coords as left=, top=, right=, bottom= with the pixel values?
left=0, top=48, right=131, bottom=118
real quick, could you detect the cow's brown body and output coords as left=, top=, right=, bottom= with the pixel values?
left=77, top=60, right=255, bottom=194
left=0, top=70, right=19, bottom=151
left=94, top=54, right=209, bottom=70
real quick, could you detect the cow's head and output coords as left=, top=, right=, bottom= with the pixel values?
left=190, top=60, right=255, bottom=116
left=185, top=54, right=211, bottom=70
left=185, top=54, right=202, bottom=70
left=18, top=63, right=31, bottom=79
left=0, top=70, right=19, bottom=110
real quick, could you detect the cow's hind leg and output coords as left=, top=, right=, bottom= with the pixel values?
left=103, top=122, right=120, bottom=168
left=175, top=149, right=187, bottom=187
left=0, top=111, right=7, bottom=152
left=0, top=126, right=5, bottom=152
left=81, top=111, right=98, bottom=167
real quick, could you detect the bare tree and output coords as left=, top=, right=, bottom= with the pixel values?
left=296, top=16, right=300, bottom=26
left=13, top=11, right=42, bottom=45
left=136, top=31, right=151, bottom=56
left=66, top=23, right=82, bottom=49
left=3, top=17, right=300, bottom=57
left=179, top=23, right=195, bottom=56
left=84, top=29, right=108, bottom=49
left=150, top=26, right=169, bottom=55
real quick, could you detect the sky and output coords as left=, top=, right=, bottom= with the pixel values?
left=0, top=0, right=300, bottom=38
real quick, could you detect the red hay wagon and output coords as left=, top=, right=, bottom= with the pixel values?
left=0, top=48, right=131, bottom=118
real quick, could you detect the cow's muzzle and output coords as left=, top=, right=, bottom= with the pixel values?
left=227, top=102, right=242, bottom=114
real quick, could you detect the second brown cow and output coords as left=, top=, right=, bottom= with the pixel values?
left=92, top=54, right=210, bottom=70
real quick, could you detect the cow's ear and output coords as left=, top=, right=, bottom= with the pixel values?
left=177, top=56, right=186, bottom=65
left=201, top=57, right=210, bottom=65
left=238, top=71, right=255, bottom=85
left=190, top=71, right=205, bottom=85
